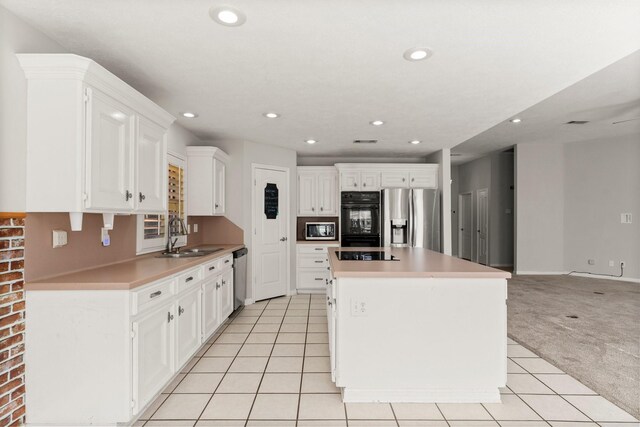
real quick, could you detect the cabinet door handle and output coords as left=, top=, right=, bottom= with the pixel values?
left=209, top=266, right=216, bottom=271
left=178, top=306, right=184, bottom=316
left=225, top=259, right=230, bottom=263
left=353, top=183, right=357, bottom=187
left=363, top=183, right=367, bottom=187
left=149, top=290, right=162, bottom=299
left=185, top=276, right=194, bottom=282
left=314, top=248, right=323, bottom=251
left=139, top=192, right=146, bottom=202
left=311, top=207, right=315, bottom=212
left=125, top=190, right=133, bottom=201
left=222, top=280, right=226, bottom=285
left=167, top=312, right=174, bottom=323
left=216, top=283, right=221, bottom=289
left=402, top=178, right=406, bottom=182
left=314, top=260, right=323, bottom=263
left=320, top=207, right=324, bottom=211
left=315, top=277, right=324, bottom=281
left=412, top=178, right=415, bottom=182
left=215, top=203, right=219, bottom=209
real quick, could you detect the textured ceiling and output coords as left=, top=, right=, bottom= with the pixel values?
left=3, top=0, right=640, bottom=157
left=452, top=50, right=640, bottom=164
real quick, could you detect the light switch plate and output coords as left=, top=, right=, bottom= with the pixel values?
left=52, top=230, right=68, bottom=248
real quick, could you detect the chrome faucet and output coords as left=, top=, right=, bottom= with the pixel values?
left=166, top=216, right=187, bottom=254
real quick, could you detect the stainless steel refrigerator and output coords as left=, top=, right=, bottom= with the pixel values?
left=381, top=188, right=440, bottom=251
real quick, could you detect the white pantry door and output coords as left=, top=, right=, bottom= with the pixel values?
left=458, top=193, right=472, bottom=260
left=476, top=188, right=489, bottom=265
left=253, top=166, right=289, bottom=301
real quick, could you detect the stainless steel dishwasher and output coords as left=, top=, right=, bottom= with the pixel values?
left=232, top=248, right=248, bottom=310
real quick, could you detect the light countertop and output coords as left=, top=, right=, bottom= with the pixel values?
left=26, top=244, right=245, bottom=291
left=296, top=240, right=340, bottom=245
left=328, top=247, right=511, bottom=279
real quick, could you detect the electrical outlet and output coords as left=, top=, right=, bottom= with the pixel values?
left=187, top=224, right=191, bottom=234
left=588, top=259, right=595, bottom=265
left=350, top=299, right=367, bottom=317
left=52, top=230, right=68, bottom=248
left=621, top=213, right=632, bottom=224
left=194, top=223, right=199, bottom=233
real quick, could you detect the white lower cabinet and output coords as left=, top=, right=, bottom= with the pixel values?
left=296, top=243, right=338, bottom=292
left=218, top=269, right=234, bottom=323
left=176, top=288, right=202, bottom=368
left=25, top=251, right=239, bottom=426
left=132, top=301, right=175, bottom=413
left=202, top=278, right=221, bottom=338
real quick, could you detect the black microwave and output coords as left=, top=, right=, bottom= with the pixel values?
left=305, top=222, right=336, bottom=240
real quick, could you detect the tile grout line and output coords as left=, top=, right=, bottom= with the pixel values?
left=509, top=356, right=600, bottom=424
left=433, top=402, right=451, bottom=427
left=244, top=296, right=295, bottom=426
left=387, top=402, right=400, bottom=427
left=193, top=303, right=265, bottom=424
left=295, top=294, right=312, bottom=427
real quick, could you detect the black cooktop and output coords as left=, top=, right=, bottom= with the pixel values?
left=336, top=250, right=398, bottom=261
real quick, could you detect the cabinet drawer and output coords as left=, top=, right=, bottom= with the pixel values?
left=298, top=245, right=329, bottom=254
left=203, top=259, right=221, bottom=279
left=132, top=278, right=174, bottom=315
left=297, top=269, right=330, bottom=290
left=298, top=254, right=329, bottom=269
left=219, top=254, right=233, bottom=271
left=177, top=267, right=203, bottom=292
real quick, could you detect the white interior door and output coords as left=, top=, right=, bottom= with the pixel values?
left=458, top=193, right=472, bottom=260
left=476, top=188, right=489, bottom=265
left=253, top=166, right=289, bottom=301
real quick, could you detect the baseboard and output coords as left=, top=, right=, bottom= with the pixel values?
left=515, top=271, right=569, bottom=275
left=568, top=272, right=640, bottom=284
left=515, top=271, right=640, bottom=284
left=243, top=298, right=255, bottom=305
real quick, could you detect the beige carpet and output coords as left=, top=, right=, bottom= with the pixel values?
left=507, top=274, right=640, bottom=419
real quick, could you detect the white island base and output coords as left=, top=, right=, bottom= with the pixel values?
left=327, top=275, right=507, bottom=403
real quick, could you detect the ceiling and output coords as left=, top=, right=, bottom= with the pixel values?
left=452, top=49, right=640, bottom=164
left=3, top=0, right=640, bottom=158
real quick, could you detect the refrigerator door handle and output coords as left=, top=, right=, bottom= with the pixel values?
left=409, top=189, right=415, bottom=247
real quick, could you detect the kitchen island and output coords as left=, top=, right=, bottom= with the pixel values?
left=326, top=247, right=511, bottom=403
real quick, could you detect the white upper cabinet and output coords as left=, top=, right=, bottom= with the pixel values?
left=337, top=164, right=438, bottom=191
left=297, top=167, right=338, bottom=216
left=339, top=170, right=381, bottom=191
left=85, top=88, right=135, bottom=211
left=317, top=172, right=338, bottom=215
left=18, top=54, right=175, bottom=229
left=186, top=147, right=229, bottom=216
left=136, top=116, right=168, bottom=212
left=381, top=170, right=410, bottom=188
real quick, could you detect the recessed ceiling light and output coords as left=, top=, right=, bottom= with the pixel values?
left=209, top=6, right=246, bottom=26
left=370, top=120, right=384, bottom=126
left=305, top=139, right=317, bottom=145
left=263, top=112, right=280, bottom=118
left=510, top=118, right=522, bottom=123
left=409, top=140, right=421, bottom=145
left=403, top=47, right=433, bottom=62
left=181, top=112, right=198, bottom=118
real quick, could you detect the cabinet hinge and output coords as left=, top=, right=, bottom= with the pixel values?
left=82, top=192, right=88, bottom=201
left=84, top=88, right=90, bottom=103
left=130, top=399, right=136, bottom=409
left=130, top=329, right=136, bottom=339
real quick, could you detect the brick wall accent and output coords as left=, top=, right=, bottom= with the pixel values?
left=0, top=217, right=25, bottom=426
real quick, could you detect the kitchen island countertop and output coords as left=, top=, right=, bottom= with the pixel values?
left=328, top=247, right=511, bottom=279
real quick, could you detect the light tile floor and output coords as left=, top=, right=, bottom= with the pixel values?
left=136, top=294, right=640, bottom=427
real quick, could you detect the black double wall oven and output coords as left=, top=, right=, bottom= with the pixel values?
left=340, top=191, right=381, bottom=247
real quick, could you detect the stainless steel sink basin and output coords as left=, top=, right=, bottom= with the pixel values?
left=155, top=246, right=223, bottom=258
left=156, top=251, right=206, bottom=258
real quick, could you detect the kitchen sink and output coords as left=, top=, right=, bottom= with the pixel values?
left=155, top=246, right=223, bottom=258
left=156, top=251, right=206, bottom=258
